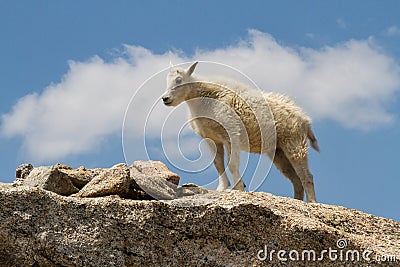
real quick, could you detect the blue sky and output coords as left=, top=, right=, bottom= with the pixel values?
left=1, top=1, right=399, bottom=221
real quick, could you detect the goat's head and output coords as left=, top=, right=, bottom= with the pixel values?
left=162, top=61, right=198, bottom=106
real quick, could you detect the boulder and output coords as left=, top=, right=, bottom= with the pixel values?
left=131, top=160, right=180, bottom=185
left=13, top=161, right=203, bottom=201
left=130, top=166, right=178, bottom=200
left=72, top=163, right=131, bottom=198
left=177, top=183, right=209, bottom=197
left=14, top=163, right=101, bottom=196
left=71, top=163, right=186, bottom=200
left=19, top=165, right=79, bottom=196
left=0, top=187, right=398, bottom=267
left=56, top=164, right=102, bottom=189
left=14, top=163, right=34, bottom=186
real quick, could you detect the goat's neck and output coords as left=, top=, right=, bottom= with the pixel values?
left=183, top=82, right=225, bottom=117
left=184, top=82, right=223, bottom=100
left=184, top=84, right=204, bottom=117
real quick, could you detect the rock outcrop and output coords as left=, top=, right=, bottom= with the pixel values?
left=0, top=162, right=399, bottom=266
left=20, top=165, right=80, bottom=196
left=9, top=161, right=186, bottom=201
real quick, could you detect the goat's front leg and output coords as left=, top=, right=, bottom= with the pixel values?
left=207, top=140, right=230, bottom=191
left=226, top=141, right=245, bottom=191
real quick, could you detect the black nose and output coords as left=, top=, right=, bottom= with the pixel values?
left=162, top=96, right=170, bottom=103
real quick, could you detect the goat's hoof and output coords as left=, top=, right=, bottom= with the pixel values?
left=216, top=185, right=230, bottom=192
left=232, top=182, right=245, bottom=191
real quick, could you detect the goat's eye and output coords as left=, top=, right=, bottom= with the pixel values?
left=175, top=77, right=182, bottom=84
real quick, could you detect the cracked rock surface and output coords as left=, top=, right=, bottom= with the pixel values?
left=0, top=188, right=399, bottom=266
left=0, top=161, right=399, bottom=266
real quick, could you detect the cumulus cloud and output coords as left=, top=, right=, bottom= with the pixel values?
left=1, top=30, right=400, bottom=163
left=196, top=31, right=400, bottom=128
left=385, top=25, right=400, bottom=37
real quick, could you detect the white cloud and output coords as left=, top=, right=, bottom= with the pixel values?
left=385, top=25, right=400, bottom=37
left=1, top=30, right=400, bottom=163
left=336, top=18, right=347, bottom=29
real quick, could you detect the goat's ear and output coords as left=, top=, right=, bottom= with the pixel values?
left=186, top=61, right=198, bottom=76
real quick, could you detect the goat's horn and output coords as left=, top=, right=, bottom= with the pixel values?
left=169, top=60, right=174, bottom=68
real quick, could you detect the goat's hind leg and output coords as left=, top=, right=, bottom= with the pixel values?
left=288, top=155, right=317, bottom=203
left=273, top=149, right=304, bottom=200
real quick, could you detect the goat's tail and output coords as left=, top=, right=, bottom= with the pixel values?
left=307, top=126, right=320, bottom=152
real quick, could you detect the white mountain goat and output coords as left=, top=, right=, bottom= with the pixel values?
left=162, top=62, right=319, bottom=202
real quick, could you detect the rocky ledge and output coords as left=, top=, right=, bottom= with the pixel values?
left=0, top=161, right=399, bottom=266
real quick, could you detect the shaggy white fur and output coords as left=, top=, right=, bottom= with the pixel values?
left=162, top=62, right=319, bottom=202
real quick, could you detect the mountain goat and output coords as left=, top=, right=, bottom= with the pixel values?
left=162, top=62, right=319, bottom=202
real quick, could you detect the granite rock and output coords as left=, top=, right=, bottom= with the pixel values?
left=14, top=163, right=34, bottom=186
left=0, top=187, right=398, bottom=267
left=19, top=165, right=79, bottom=196
left=57, top=164, right=103, bottom=189
left=12, top=161, right=198, bottom=201
left=72, top=163, right=131, bottom=198
left=131, top=160, right=180, bottom=185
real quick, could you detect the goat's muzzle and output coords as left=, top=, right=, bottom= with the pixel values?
left=162, top=96, right=172, bottom=105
